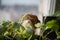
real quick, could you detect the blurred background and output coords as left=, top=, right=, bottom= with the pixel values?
left=0, top=0, right=39, bottom=22
left=0, top=0, right=60, bottom=22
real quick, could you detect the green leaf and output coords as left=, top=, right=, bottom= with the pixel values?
left=46, top=20, right=59, bottom=31
left=57, top=32, right=60, bottom=38
left=35, top=23, right=44, bottom=28
left=53, top=11, right=60, bottom=16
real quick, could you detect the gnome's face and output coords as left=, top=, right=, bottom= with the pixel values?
left=22, top=19, right=40, bottom=35
left=22, top=20, right=34, bottom=30
left=22, top=14, right=40, bottom=35
left=22, top=19, right=34, bottom=34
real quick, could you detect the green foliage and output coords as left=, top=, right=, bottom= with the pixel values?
left=45, top=20, right=60, bottom=39
left=53, top=11, right=60, bottom=16
left=57, top=32, right=60, bottom=38
left=46, top=20, right=59, bottom=31
left=0, top=20, right=34, bottom=40
left=0, top=18, right=60, bottom=40
left=35, top=23, right=44, bottom=28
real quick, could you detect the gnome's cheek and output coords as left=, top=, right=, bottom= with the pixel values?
left=34, top=28, right=40, bottom=35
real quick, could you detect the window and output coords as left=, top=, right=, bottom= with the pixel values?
left=0, top=0, right=40, bottom=21
left=54, top=0, right=60, bottom=16
left=0, top=0, right=57, bottom=22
